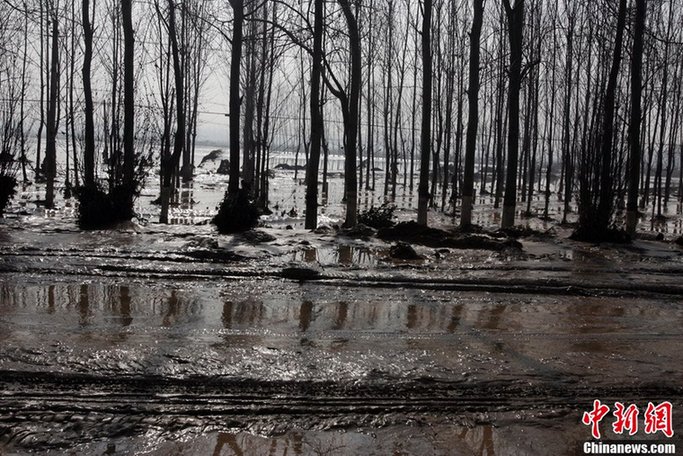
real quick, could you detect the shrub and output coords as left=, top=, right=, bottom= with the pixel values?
left=0, top=175, right=17, bottom=216
left=213, top=189, right=260, bottom=234
left=570, top=225, right=631, bottom=244
left=75, top=184, right=136, bottom=229
left=358, top=203, right=396, bottom=229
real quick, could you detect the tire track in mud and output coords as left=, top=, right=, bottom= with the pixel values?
left=2, top=263, right=683, bottom=297
left=4, top=246, right=683, bottom=273
left=3, top=247, right=683, bottom=273
left=1, top=368, right=680, bottom=452
left=1, top=370, right=679, bottom=418
left=2, top=358, right=682, bottom=450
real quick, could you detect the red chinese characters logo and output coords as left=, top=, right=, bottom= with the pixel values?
left=582, top=401, right=675, bottom=439
left=644, top=401, right=674, bottom=438
left=582, top=400, right=610, bottom=439
left=612, top=402, right=639, bottom=436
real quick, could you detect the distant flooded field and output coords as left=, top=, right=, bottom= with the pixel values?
left=6, top=145, right=683, bottom=236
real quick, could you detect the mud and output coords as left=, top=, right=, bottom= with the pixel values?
left=1, top=153, right=682, bottom=454
left=377, top=221, right=522, bottom=251
left=0, top=272, right=682, bottom=454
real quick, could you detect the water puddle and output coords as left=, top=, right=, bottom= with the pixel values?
left=77, top=421, right=584, bottom=456
left=1, top=277, right=682, bottom=453
left=291, top=245, right=384, bottom=267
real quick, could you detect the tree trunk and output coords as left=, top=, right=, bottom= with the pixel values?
left=501, top=0, right=524, bottom=228
left=575, top=0, right=627, bottom=240
left=121, top=0, right=136, bottom=215
left=461, top=0, right=483, bottom=227
left=594, top=0, right=627, bottom=233
left=160, top=0, right=186, bottom=224
left=242, top=18, right=257, bottom=193
left=228, top=0, right=243, bottom=196
left=493, top=20, right=506, bottom=209
left=19, top=3, right=29, bottom=183
left=45, top=17, right=59, bottom=209
left=68, top=0, right=79, bottom=191
left=82, top=0, right=95, bottom=187
left=544, top=16, right=557, bottom=219
left=365, top=0, right=375, bottom=191
left=416, top=0, right=432, bottom=226
left=36, top=2, right=46, bottom=182
left=339, top=0, right=360, bottom=227
left=626, top=0, right=645, bottom=234
left=305, top=0, right=324, bottom=230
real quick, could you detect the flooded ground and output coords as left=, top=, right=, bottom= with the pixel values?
left=1, top=271, right=681, bottom=454
left=1, top=153, right=683, bottom=454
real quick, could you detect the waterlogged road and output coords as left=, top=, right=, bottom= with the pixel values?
left=0, top=222, right=682, bottom=454
left=0, top=274, right=682, bottom=454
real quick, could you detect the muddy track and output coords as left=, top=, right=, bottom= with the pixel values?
left=3, top=247, right=683, bottom=273
left=1, top=369, right=681, bottom=452
left=2, top=263, right=683, bottom=297
left=3, top=240, right=683, bottom=298
left=2, top=369, right=681, bottom=415
left=1, top=370, right=679, bottom=431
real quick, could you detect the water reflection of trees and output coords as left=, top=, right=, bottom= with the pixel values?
left=78, top=284, right=89, bottom=326
left=221, top=297, right=266, bottom=329
left=207, top=425, right=504, bottom=455
left=118, top=286, right=133, bottom=326
left=212, top=286, right=506, bottom=343
left=212, top=432, right=304, bottom=456
left=162, top=290, right=180, bottom=327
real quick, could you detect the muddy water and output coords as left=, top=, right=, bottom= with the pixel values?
left=1, top=275, right=681, bottom=454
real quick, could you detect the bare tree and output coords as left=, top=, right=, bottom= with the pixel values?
left=304, top=0, right=324, bottom=230
left=626, top=0, right=645, bottom=235
left=44, top=14, right=60, bottom=209
left=501, top=0, right=523, bottom=228
left=227, top=0, right=243, bottom=196
left=82, top=0, right=95, bottom=188
left=338, top=0, right=360, bottom=227
left=121, top=0, right=135, bottom=214
left=416, top=0, right=432, bottom=226
left=159, top=0, right=185, bottom=224
left=461, top=0, right=484, bottom=228
left=574, top=0, right=627, bottom=241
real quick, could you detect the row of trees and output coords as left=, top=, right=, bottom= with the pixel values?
left=0, top=0, right=681, bottom=239
left=286, top=0, right=680, bottom=240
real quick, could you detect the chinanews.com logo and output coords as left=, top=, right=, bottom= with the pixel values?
left=581, top=400, right=677, bottom=455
